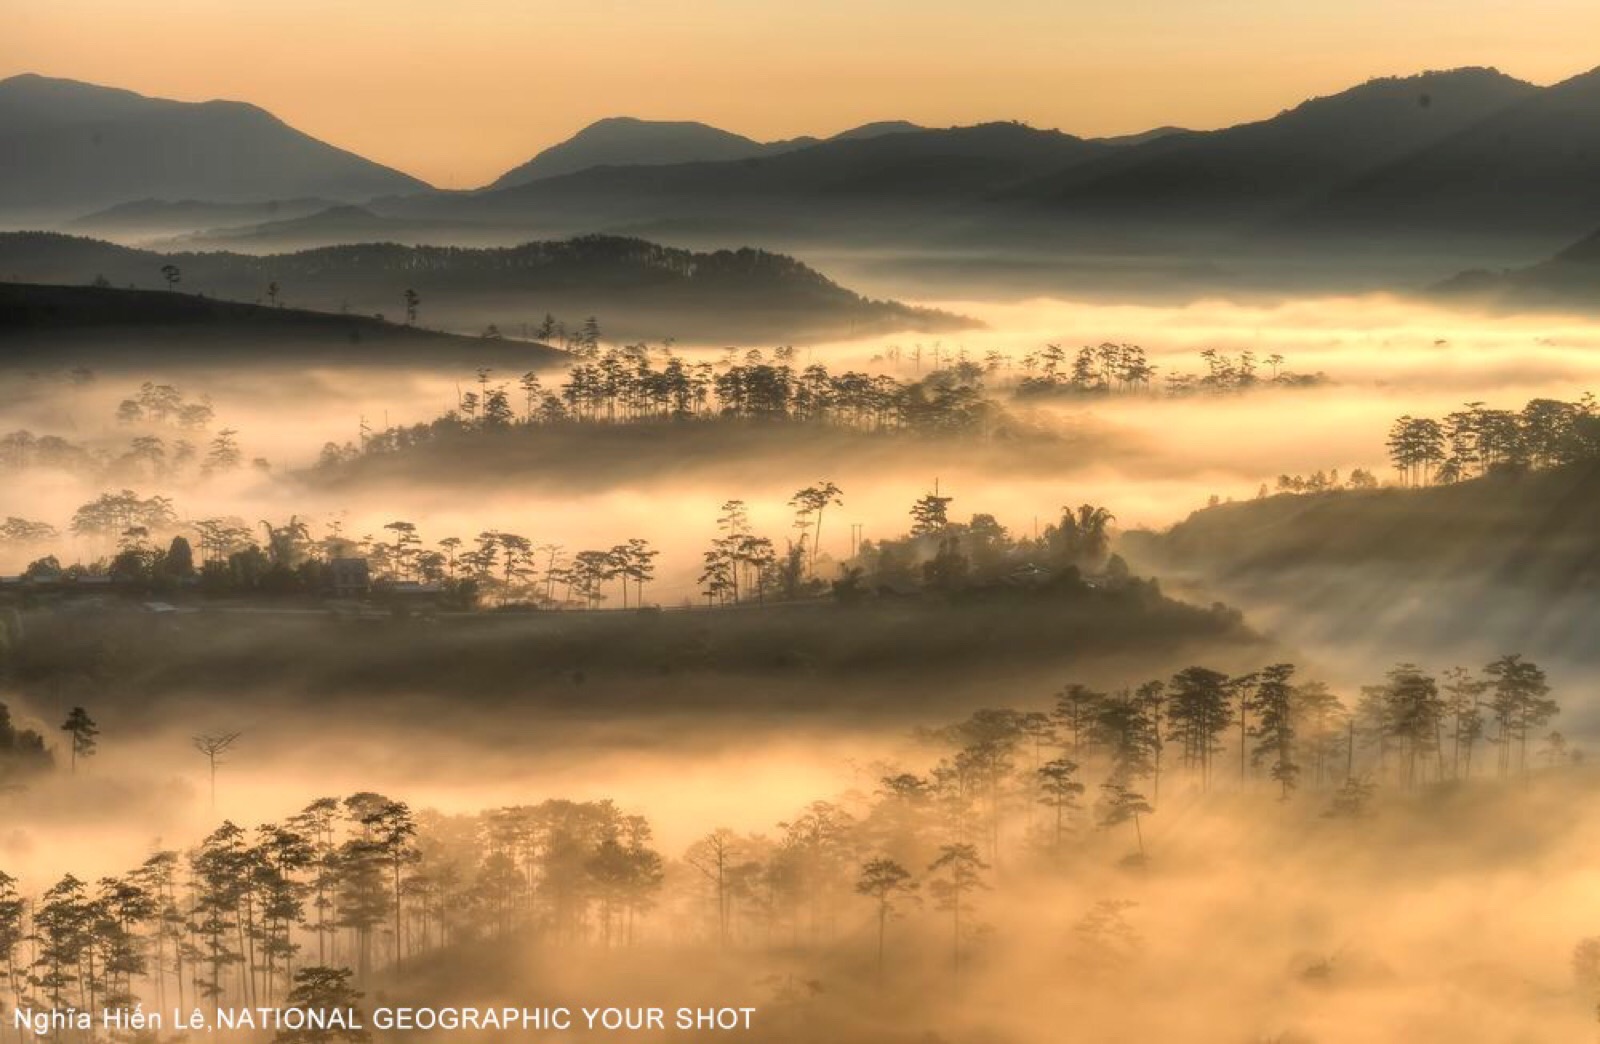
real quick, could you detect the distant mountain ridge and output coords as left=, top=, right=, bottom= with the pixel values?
left=0, top=74, right=429, bottom=219
left=10, top=67, right=1600, bottom=283
left=488, top=116, right=927, bottom=188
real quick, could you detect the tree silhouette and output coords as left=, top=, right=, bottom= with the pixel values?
left=925, top=843, right=987, bottom=977
left=275, top=966, right=370, bottom=1044
left=855, top=858, right=917, bottom=986
left=160, top=264, right=181, bottom=290
left=402, top=289, right=420, bottom=325
left=788, top=482, right=843, bottom=574
left=1036, top=758, right=1085, bottom=854
left=1485, top=654, right=1558, bottom=775
left=60, top=706, right=98, bottom=774
left=195, top=731, right=243, bottom=811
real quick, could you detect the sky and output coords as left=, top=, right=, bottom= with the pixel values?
left=5, top=0, right=1600, bottom=188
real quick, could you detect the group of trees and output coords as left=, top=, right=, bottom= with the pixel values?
left=687, top=483, right=1123, bottom=608
left=0, top=701, right=50, bottom=787
left=1386, top=395, right=1600, bottom=486
left=316, top=351, right=1010, bottom=471
left=1265, top=467, right=1380, bottom=495
left=840, top=497, right=1121, bottom=600
left=0, top=794, right=666, bottom=1032
left=1013, top=346, right=1325, bottom=399
left=11, top=502, right=663, bottom=610
left=0, top=651, right=1567, bottom=1026
left=2, top=381, right=257, bottom=486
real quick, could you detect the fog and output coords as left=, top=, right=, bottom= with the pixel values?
left=4, top=288, right=1599, bottom=1042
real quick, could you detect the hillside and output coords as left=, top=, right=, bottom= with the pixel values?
left=1279, top=66, right=1600, bottom=253
left=0, top=74, right=429, bottom=220
left=1009, top=68, right=1536, bottom=228
left=0, top=233, right=969, bottom=342
left=0, top=282, right=564, bottom=369
left=488, top=117, right=929, bottom=189
left=1432, top=226, right=1600, bottom=312
left=392, top=122, right=1109, bottom=243
left=490, top=117, right=795, bottom=187
left=1123, top=463, right=1600, bottom=660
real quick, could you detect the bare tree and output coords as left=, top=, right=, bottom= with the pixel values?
left=194, top=732, right=243, bottom=812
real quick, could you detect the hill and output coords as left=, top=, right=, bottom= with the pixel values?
left=490, top=117, right=786, bottom=187
left=1009, top=68, right=1536, bottom=229
left=1432, top=226, right=1600, bottom=312
left=1279, top=66, right=1600, bottom=254
left=397, top=122, right=1109, bottom=244
left=0, top=232, right=969, bottom=342
left=488, top=117, right=929, bottom=189
left=0, top=281, right=564, bottom=370
left=0, top=74, right=429, bottom=220
left=1123, top=463, right=1600, bottom=662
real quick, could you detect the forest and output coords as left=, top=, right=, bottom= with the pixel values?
left=0, top=650, right=1584, bottom=1042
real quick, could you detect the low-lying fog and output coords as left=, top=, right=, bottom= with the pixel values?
left=4, top=293, right=1596, bottom=582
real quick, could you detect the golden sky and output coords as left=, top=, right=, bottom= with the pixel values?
left=6, top=0, right=1599, bottom=188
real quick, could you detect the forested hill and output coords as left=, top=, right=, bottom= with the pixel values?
left=0, top=282, right=565, bottom=369
left=1122, top=462, right=1600, bottom=663
left=0, top=233, right=969, bottom=342
left=1126, top=460, right=1600, bottom=593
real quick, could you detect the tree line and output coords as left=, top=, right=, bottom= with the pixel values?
left=1386, top=395, right=1599, bottom=486
left=315, top=351, right=1010, bottom=471
left=0, top=650, right=1570, bottom=1034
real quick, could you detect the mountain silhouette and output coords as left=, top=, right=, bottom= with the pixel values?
left=1280, top=66, right=1600, bottom=252
left=488, top=116, right=928, bottom=188
left=410, top=122, right=1105, bottom=244
left=0, top=74, right=429, bottom=219
left=1008, top=68, right=1535, bottom=226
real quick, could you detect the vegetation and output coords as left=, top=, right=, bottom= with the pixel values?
left=0, top=652, right=1572, bottom=1030
left=1387, top=394, right=1599, bottom=486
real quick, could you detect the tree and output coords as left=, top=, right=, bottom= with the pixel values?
left=909, top=486, right=953, bottom=537
left=160, top=263, right=181, bottom=290
left=1166, top=667, right=1233, bottom=788
left=60, top=706, right=98, bottom=774
left=267, top=282, right=281, bottom=307
left=855, top=858, right=917, bottom=985
left=925, top=843, right=987, bottom=977
left=206, top=428, right=243, bottom=473
left=402, top=289, right=420, bottom=325
left=1247, top=663, right=1300, bottom=798
left=195, top=731, right=243, bottom=811
left=1375, top=664, right=1444, bottom=788
left=788, top=482, right=843, bottom=574
left=1036, top=758, right=1085, bottom=853
left=274, top=966, right=370, bottom=1044
left=1098, top=781, right=1153, bottom=858
left=1485, top=654, right=1558, bottom=775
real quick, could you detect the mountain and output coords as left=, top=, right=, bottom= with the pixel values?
left=1091, top=126, right=1192, bottom=147
left=1008, top=68, right=1537, bottom=227
left=489, top=118, right=780, bottom=188
left=1432, top=225, right=1600, bottom=311
left=403, top=122, right=1110, bottom=246
left=488, top=117, right=929, bottom=189
left=0, top=232, right=970, bottom=342
left=0, top=281, right=564, bottom=370
left=1280, top=66, right=1600, bottom=252
left=0, top=74, right=429, bottom=219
